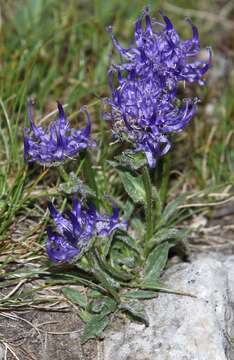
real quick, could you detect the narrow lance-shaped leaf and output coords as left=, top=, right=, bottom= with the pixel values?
left=120, top=299, right=149, bottom=326
left=81, top=313, right=109, bottom=344
left=146, top=228, right=188, bottom=255
left=137, top=280, right=196, bottom=298
left=90, top=296, right=117, bottom=315
left=123, top=290, right=158, bottom=300
left=95, top=250, right=134, bottom=281
left=119, top=170, right=146, bottom=204
left=62, top=287, right=88, bottom=308
left=158, top=194, right=186, bottom=227
left=144, top=241, right=171, bottom=282
left=115, top=234, right=143, bottom=256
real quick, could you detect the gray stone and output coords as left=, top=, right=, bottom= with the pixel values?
left=100, top=256, right=234, bottom=360
left=0, top=346, right=5, bottom=360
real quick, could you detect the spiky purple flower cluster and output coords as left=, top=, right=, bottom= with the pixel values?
left=24, top=101, right=95, bottom=165
left=46, top=195, right=127, bottom=262
left=106, top=8, right=211, bottom=167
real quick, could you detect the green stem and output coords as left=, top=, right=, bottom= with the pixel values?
left=82, top=151, right=99, bottom=208
left=58, top=166, right=69, bottom=182
left=83, top=151, right=98, bottom=194
left=142, top=166, right=153, bottom=244
left=86, top=251, right=121, bottom=303
left=159, top=154, right=171, bottom=207
left=154, top=186, right=162, bottom=224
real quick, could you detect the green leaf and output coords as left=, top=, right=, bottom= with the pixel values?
left=106, top=160, right=119, bottom=168
left=118, top=200, right=135, bottom=221
left=120, top=299, right=149, bottom=326
left=88, top=290, right=102, bottom=299
left=103, top=231, right=115, bottom=259
left=78, top=309, right=92, bottom=323
left=59, top=172, right=96, bottom=197
left=146, top=228, right=188, bottom=254
left=95, top=250, right=134, bottom=281
left=115, top=234, right=143, bottom=256
left=81, top=313, right=109, bottom=343
left=62, top=287, right=88, bottom=308
left=113, top=253, right=136, bottom=268
left=130, top=218, right=145, bottom=240
left=119, top=171, right=146, bottom=204
left=93, top=264, right=121, bottom=290
left=159, top=194, right=186, bottom=226
left=115, top=151, right=147, bottom=170
left=138, top=280, right=196, bottom=297
left=123, top=290, right=158, bottom=300
left=90, top=296, right=117, bottom=315
left=144, top=242, right=170, bottom=282
left=101, top=261, right=134, bottom=281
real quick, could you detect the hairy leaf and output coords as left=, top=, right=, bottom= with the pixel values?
left=96, top=252, right=134, bottom=281
left=78, top=309, right=92, bottom=323
left=115, top=151, right=147, bottom=170
left=144, top=242, right=170, bottom=282
left=159, top=194, right=186, bottom=226
left=119, top=171, right=146, bottom=204
left=59, top=172, right=96, bottom=196
left=81, top=313, right=109, bottom=343
left=120, top=299, right=149, bottom=326
left=115, top=234, right=143, bottom=255
left=138, top=280, right=196, bottom=297
left=123, top=290, right=158, bottom=300
left=146, top=228, right=188, bottom=254
left=91, top=296, right=117, bottom=315
left=130, top=218, right=145, bottom=240
left=62, top=287, right=87, bottom=308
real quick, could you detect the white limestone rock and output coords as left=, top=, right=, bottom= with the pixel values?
left=101, top=257, right=234, bottom=360
left=0, top=346, right=5, bottom=360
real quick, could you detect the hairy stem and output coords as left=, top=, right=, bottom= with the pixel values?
left=58, top=166, right=69, bottom=182
left=159, top=154, right=171, bottom=207
left=82, top=151, right=98, bottom=190
left=82, top=150, right=99, bottom=208
left=142, top=166, right=153, bottom=244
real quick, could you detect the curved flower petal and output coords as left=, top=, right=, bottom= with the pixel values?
left=24, top=102, right=95, bottom=165
left=46, top=196, right=126, bottom=263
left=107, top=9, right=211, bottom=87
left=46, top=227, right=79, bottom=263
left=106, top=10, right=210, bottom=168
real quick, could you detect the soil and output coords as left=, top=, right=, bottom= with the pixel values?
left=188, top=201, right=234, bottom=253
left=0, top=304, right=98, bottom=360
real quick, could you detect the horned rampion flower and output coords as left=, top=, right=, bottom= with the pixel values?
left=107, top=69, right=197, bottom=167
left=24, top=101, right=95, bottom=165
left=107, top=7, right=211, bottom=89
left=46, top=195, right=127, bottom=262
left=106, top=8, right=211, bottom=167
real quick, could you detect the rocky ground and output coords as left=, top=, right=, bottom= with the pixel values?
left=101, top=254, right=234, bottom=360
left=0, top=202, right=234, bottom=359
left=2, top=253, right=234, bottom=360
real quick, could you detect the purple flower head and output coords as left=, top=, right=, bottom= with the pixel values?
left=106, top=69, right=197, bottom=167
left=107, top=7, right=211, bottom=89
left=24, top=101, right=95, bottom=165
left=46, top=195, right=127, bottom=263
left=105, top=9, right=210, bottom=167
